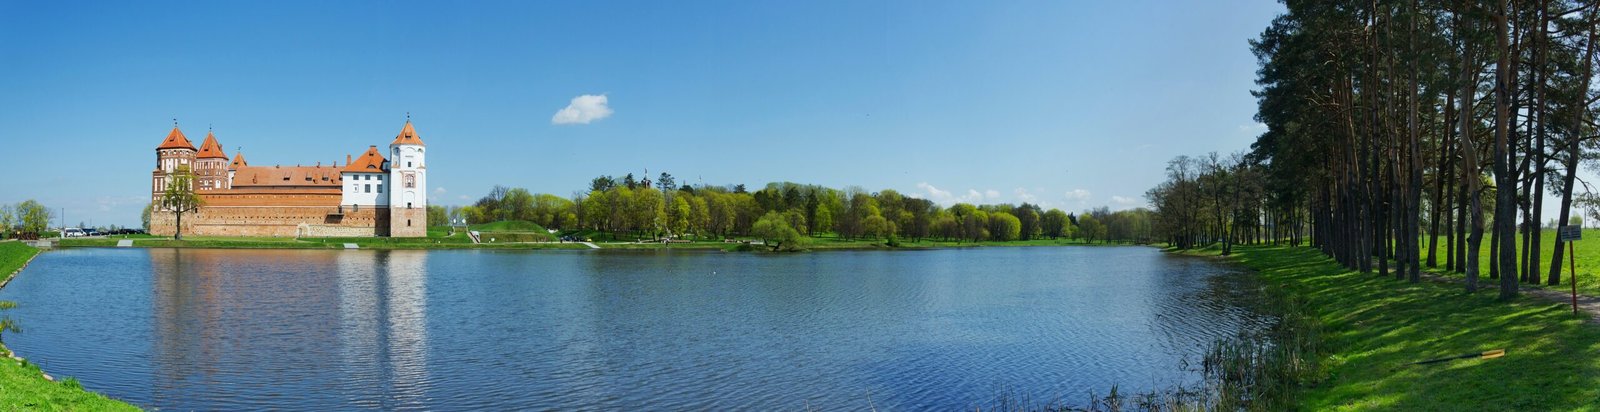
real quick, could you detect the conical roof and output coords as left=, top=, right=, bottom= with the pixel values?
left=391, top=120, right=425, bottom=146
left=229, top=151, right=248, bottom=169
left=197, top=130, right=228, bottom=159
left=157, top=126, right=196, bottom=150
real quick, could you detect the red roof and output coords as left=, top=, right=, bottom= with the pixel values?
left=343, top=145, right=388, bottom=173
left=232, top=165, right=344, bottom=188
left=229, top=152, right=248, bottom=169
left=391, top=120, right=425, bottom=146
left=157, top=126, right=196, bottom=150
left=197, top=131, right=228, bottom=159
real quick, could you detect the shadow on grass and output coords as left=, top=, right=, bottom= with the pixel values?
left=1226, top=246, right=1600, bottom=410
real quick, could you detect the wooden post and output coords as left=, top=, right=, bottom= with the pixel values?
left=1560, top=225, right=1581, bottom=315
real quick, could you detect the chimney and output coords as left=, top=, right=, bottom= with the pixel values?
left=347, top=154, right=352, bottom=164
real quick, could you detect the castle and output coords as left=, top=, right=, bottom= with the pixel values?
left=150, top=119, right=428, bottom=237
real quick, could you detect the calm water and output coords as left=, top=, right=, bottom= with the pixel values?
left=0, top=246, right=1263, bottom=410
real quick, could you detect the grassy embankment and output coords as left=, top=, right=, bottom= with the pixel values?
left=1199, top=245, right=1600, bottom=410
left=1420, top=227, right=1600, bottom=298
left=0, top=241, right=138, bottom=411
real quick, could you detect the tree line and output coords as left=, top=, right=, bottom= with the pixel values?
left=1151, top=0, right=1600, bottom=301
left=449, top=172, right=1156, bottom=245
left=0, top=200, right=53, bottom=238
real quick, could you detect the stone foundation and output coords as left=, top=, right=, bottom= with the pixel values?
left=389, top=207, right=427, bottom=238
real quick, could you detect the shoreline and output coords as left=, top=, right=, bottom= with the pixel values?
left=56, top=236, right=1142, bottom=252
left=0, top=241, right=140, bottom=410
left=1176, top=244, right=1600, bottom=409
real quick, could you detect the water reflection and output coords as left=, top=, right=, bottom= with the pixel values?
left=1, top=246, right=1261, bottom=411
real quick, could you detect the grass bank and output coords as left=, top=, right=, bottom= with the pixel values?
left=1421, top=228, right=1600, bottom=298
left=0, top=241, right=139, bottom=411
left=1198, top=245, right=1600, bottom=410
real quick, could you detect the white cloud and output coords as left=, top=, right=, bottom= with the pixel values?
left=434, top=187, right=447, bottom=194
left=1110, top=195, right=1141, bottom=206
left=916, top=182, right=986, bottom=205
left=457, top=195, right=471, bottom=200
left=1014, top=188, right=1038, bottom=203
left=917, top=182, right=952, bottom=201
left=1238, top=122, right=1267, bottom=134
left=552, top=94, right=614, bottom=125
left=1064, top=189, right=1091, bottom=201
left=984, top=189, right=1000, bottom=199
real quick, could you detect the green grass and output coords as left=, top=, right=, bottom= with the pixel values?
left=0, top=242, right=40, bottom=279
left=1217, top=245, right=1600, bottom=410
left=1419, top=228, right=1600, bottom=298
left=0, top=241, right=140, bottom=411
left=467, top=220, right=550, bottom=233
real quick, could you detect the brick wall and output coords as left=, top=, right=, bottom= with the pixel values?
left=151, top=206, right=390, bottom=237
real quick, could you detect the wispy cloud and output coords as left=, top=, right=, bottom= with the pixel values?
left=1110, top=195, right=1141, bottom=207
left=1238, top=122, right=1267, bottom=134
left=1064, top=189, right=1091, bottom=201
left=552, top=94, right=614, bottom=125
left=917, top=182, right=987, bottom=205
left=1014, top=188, right=1038, bottom=203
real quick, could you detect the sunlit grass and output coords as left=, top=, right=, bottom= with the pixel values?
left=1225, top=245, right=1600, bottom=410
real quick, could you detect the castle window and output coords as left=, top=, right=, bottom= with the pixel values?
left=404, top=174, right=415, bottom=188
left=378, top=184, right=383, bottom=194
left=365, top=184, right=371, bottom=193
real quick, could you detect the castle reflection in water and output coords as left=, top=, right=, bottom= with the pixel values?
left=148, top=248, right=429, bottom=409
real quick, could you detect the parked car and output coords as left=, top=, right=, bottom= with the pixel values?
left=62, top=228, right=85, bottom=237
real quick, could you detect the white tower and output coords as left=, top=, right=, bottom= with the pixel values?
left=387, top=119, right=427, bottom=237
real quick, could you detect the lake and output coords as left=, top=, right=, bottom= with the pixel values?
left=0, top=246, right=1264, bottom=410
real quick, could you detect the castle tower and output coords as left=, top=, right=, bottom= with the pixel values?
left=228, top=150, right=247, bottom=185
left=152, top=124, right=197, bottom=202
left=387, top=119, right=427, bottom=237
left=195, top=130, right=230, bottom=190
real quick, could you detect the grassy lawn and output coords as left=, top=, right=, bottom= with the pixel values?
left=0, top=241, right=139, bottom=411
left=1420, top=228, right=1600, bottom=298
left=1217, top=245, right=1600, bottom=410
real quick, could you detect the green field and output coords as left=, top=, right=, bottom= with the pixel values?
left=1419, top=228, right=1600, bottom=297
left=0, top=241, right=139, bottom=411
left=1215, top=245, right=1600, bottom=410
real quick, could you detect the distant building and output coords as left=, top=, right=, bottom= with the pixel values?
left=149, top=120, right=429, bottom=237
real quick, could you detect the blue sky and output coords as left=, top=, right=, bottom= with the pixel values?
left=0, top=0, right=1285, bottom=227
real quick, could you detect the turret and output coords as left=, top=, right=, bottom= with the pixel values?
left=195, top=130, right=229, bottom=190
left=152, top=123, right=197, bottom=201
left=388, top=119, right=427, bottom=237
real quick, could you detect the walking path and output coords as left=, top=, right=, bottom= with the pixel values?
left=578, top=242, right=600, bottom=249
left=1419, top=271, right=1600, bottom=325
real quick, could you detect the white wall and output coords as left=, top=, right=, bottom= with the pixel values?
left=388, top=145, right=425, bottom=210
left=340, top=172, right=390, bottom=206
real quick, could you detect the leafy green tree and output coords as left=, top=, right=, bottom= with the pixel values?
left=159, top=166, right=203, bottom=240
left=427, top=205, right=448, bottom=227
left=1078, top=213, right=1105, bottom=243
left=0, top=204, right=13, bottom=238
left=1042, top=209, right=1069, bottom=239
left=140, top=202, right=152, bottom=231
left=752, top=211, right=807, bottom=251
left=15, top=200, right=50, bottom=235
left=1015, top=204, right=1042, bottom=240
left=667, top=195, right=691, bottom=237
left=988, top=211, right=1022, bottom=241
